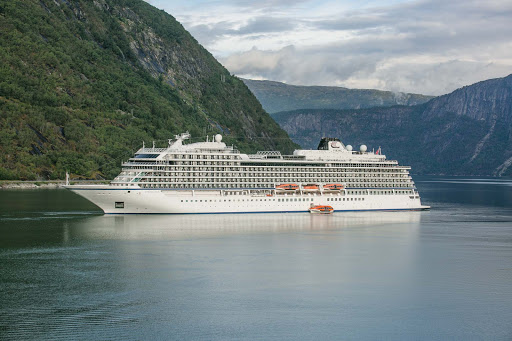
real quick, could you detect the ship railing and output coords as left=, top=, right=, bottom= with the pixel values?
left=136, top=147, right=240, bottom=154
left=248, top=155, right=274, bottom=159
left=122, top=160, right=408, bottom=167
left=122, top=162, right=160, bottom=166
left=178, top=148, right=240, bottom=154
left=137, top=148, right=168, bottom=153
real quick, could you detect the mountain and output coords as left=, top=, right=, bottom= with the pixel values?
left=0, top=0, right=296, bottom=180
left=242, top=79, right=434, bottom=114
left=273, top=74, right=512, bottom=176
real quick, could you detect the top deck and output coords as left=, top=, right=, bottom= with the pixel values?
left=133, top=132, right=387, bottom=163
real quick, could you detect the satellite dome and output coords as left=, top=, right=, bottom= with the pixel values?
left=360, top=145, right=367, bottom=152
left=346, top=145, right=353, bottom=151
left=214, top=134, right=223, bottom=143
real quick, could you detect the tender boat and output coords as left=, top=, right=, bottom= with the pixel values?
left=309, top=205, right=334, bottom=214
left=323, top=183, right=344, bottom=191
left=303, top=184, right=320, bottom=191
left=276, top=184, right=299, bottom=191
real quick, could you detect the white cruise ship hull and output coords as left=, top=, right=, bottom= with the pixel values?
left=66, top=186, right=429, bottom=214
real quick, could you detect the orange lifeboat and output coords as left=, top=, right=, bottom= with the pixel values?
left=309, top=205, right=334, bottom=214
left=303, top=184, right=320, bottom=191
left=276, top=184, right=299, bottom=191
left=323, top=183, right=344, bottom=191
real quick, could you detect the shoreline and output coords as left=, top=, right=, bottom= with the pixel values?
left=0, top=180, right=109, bottom=190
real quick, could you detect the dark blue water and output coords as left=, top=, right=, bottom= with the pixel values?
left=1, top=177, right=512, bottom=340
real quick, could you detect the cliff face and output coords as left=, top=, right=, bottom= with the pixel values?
left=0, top=0, right=296, bottom=180
left=242, top=79, right=433, bottom=114
left=274, top=75, right=512, bottom=176
left=423, top=76, right=512, bottom=122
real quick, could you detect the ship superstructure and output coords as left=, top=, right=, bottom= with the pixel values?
left=66, top=132, right=429, bottom=213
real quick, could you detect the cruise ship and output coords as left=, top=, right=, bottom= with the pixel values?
left=65, top=132, right=430, bottom=214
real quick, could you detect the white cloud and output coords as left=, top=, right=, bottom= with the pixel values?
left=148, top=0, right=512, bottom=95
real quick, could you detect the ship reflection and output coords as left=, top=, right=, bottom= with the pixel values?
left=73, top=211, right=424, bottom=240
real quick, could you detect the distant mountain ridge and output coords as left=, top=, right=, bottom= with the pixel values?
left=0, top=0, right=296, bottom=180
left=242, top=79, right=434, bottom=114
left=273, top=74, right=512, bottom=176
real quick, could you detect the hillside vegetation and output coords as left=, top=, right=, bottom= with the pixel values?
left=0, top=0, right=296, bottom=180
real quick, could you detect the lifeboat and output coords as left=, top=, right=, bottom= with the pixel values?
left=276, top=184, right=299, bottom=191
left=323, top=183, right=344, bottom=191
left=309, top=205, right=334, bottom=214
left=303, top=184, right=320, bottom=191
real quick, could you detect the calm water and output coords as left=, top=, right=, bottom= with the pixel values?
left=1, top=177, right=512, bottom=340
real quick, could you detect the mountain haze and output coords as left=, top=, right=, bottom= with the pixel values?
left=242, top=79, right=434, bottom=114
left=274, top=74, right=512, bottom=176
left=0, top=0, right=296, bottom=180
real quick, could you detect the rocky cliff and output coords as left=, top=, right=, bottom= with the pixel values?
left=242, top=79, right=433, bottom=114
left=0, top=0, right=296, bottom=180
left=273, top=74, right=512, bottom=176
left=423, top=76, right=512, bottom=122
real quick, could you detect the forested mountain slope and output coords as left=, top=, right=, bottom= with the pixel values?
left=0, top=0, right=296, bottom=180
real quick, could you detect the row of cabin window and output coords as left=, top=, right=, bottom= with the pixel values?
left=154, top=166, right=407, bottom=173
left=181, top=198, right=292, bottom=203
left=138, top=178, right=412, bottom=185
left=167, top=154, right=238, bottom=160
left=146, top=170, right=410, bottom=178
left=123, top=169, right=411, bottom=179
left=134, top=184, right=412, bottom=192
left=126, top=161, right=407, bottom=173
left=115, top=179, right=412, bottom=187
left=136, top=183, right=410, bottom=187
left=139, top=173, right=411, bottom=180
left=178, top=197, right=367, bottom=203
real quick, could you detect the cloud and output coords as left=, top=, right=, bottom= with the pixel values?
left=150, top=0, right=512, bottom=95
left=221, top=0, right=310, bottom=9
left=187, top=16, right=299, bottom=44
left=220, top=42, right=512, bottom=95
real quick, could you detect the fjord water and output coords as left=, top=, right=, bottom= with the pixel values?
left=1, top=177, right=511, bottom=340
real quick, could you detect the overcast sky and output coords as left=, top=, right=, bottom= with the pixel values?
left=145, top=0, right=512, bottom=96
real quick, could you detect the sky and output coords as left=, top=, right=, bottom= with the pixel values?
left=145, top=0, right=512, bottom=96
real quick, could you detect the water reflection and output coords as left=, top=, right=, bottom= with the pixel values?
left=2, top=180, right=512, bottom=340
left=72, top=211, right=423, bottom=241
